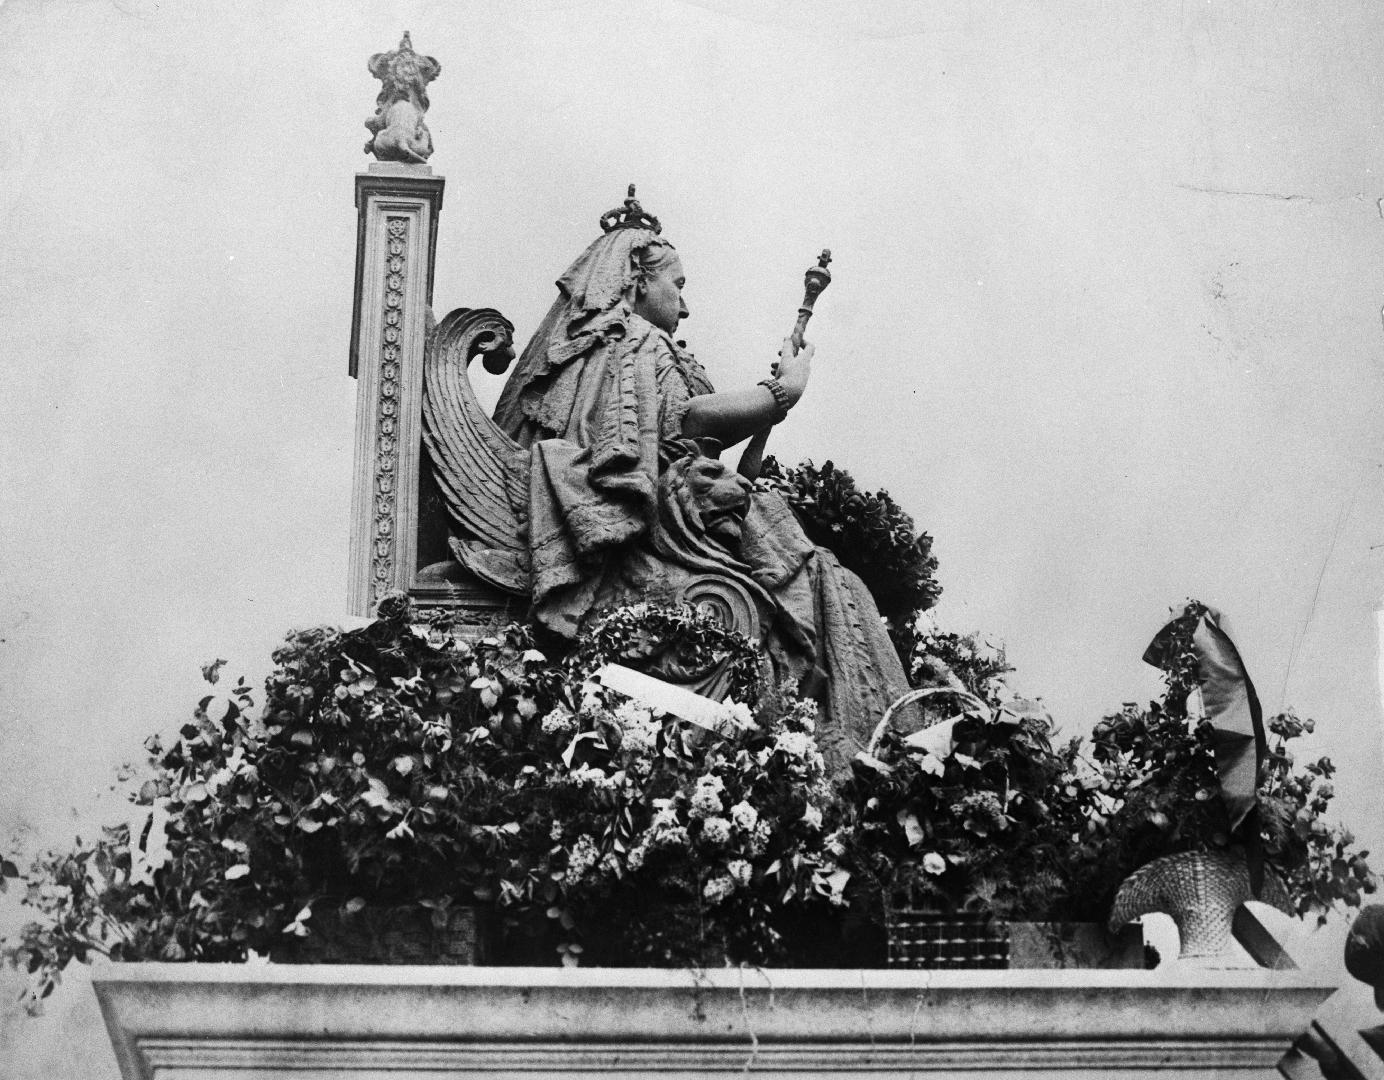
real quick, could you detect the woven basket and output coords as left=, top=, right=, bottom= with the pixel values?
left=865, top=685, right=992, bottom=757
left=886, top=911, right=1009, bottom=969
left=276, top=904, right=484, bottom=965
left=1107, top=849, right=1292, bottom=963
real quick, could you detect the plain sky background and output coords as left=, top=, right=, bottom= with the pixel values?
left=2, top=2, right=1384, bottom=1070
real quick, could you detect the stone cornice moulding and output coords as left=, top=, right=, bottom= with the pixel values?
left=92, top=964, right=1337, bottom=1079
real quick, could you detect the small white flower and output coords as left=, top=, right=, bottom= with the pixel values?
left=541, top=708, right=575, bottom=737
left=614, top=700, right=653, bottom=727
left=703, top=875, right=735, bottom=905
left=700, top=816, right=732, bottom=846
left=564, top=835, right=600, bottom=886
left=651, top=804, right=681, bottom=831
left=922, top=851, right=946, bottom=876
left=801, top=803, right=823, bottom=830
left=689, top=786, right=723, bottom=820
left=729, top=800, right=758, bottom=832
left=569, top=764, right=617, bottom=791
left=649, top=824, right=690, bottom=849
left=727, top=859, right=752, bottom=887
left=714, top=700, right=755, bottom=732
left=617, top=709, right=661, bottom=757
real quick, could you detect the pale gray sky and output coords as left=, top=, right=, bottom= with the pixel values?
left=2, top=0, right=1383, bottom=914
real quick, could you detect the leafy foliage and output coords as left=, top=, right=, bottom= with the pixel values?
left=0, top=600, right=839, bottom=1005
left=3, top=596, right=1377, bottom=1003
left=905, top=627, right=1015, bottom=702
left=834, top=695, right=1100, bottom=924
left=1071, top=601, right=1379, bottom=923
left=758, top=457, right=941, bottom=625
left=1077, top=700, right=1378, bottom=923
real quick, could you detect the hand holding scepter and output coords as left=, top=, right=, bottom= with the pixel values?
left=792, top=248, right=832, bottom=352
left=740, top=249, right=833, bottom=480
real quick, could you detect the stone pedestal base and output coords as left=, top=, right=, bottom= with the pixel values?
left=93, top=964, right=1334, bottom=1078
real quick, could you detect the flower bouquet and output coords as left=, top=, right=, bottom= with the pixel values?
left=831, top=681, right=1103, bottom=966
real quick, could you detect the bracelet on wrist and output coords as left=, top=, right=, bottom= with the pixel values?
left=758, top=377, right=791, bottom=422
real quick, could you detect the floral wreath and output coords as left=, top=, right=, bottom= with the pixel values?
left=568, top=602, right=763, bottom=707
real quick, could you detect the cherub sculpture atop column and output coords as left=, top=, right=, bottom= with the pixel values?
left=364, top=31, right=440, bottom=164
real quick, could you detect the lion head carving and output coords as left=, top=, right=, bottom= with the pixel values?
left=657, top=440, right=753, bottom=552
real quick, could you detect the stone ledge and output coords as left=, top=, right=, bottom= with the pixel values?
left=93, top=964, right=1337, bottom=1078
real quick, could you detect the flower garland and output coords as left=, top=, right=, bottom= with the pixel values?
left=566, top=601, right=763, bottom=707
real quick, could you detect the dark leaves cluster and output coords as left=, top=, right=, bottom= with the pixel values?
left=5, top=595, right=1378, bottom=998
left=0, top=600, right=832, bottom=997
left=0, top=606, right=577, bottom=1006
left=758, top=457, right=941, bottom=624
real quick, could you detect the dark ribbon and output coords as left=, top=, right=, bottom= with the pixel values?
left=1143, top=607, right=1267, bottom=894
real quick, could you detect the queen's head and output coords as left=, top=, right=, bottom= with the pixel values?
left=554, top=185, right=685, bottom=332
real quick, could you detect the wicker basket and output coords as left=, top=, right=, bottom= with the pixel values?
left=276, top=904, right=484, bottom=965
left=865, top=685, right=992, bottom=757
left=886, top=911, right=1010, bottom=969
left=1108, top=849, right=1292, bottom=963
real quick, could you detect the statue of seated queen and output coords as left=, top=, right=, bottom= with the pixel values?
left=420, top=188, right=910, bottom=774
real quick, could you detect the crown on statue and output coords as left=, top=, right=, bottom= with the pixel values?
left=600, top=184, right=662, bottom=235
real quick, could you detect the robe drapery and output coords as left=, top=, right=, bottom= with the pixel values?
left=491, top=226, right=911, bottom=772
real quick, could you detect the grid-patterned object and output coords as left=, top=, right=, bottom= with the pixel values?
left=886, top=911, right=1010, bottom=969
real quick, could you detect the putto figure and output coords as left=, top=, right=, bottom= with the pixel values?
left=364, top=31, right=440, bottom=164
left=422, top=187, right=911, bottom=774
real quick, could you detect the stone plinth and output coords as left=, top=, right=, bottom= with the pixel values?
left=1280, top=980, right=1384, bottom=1079
left=92, top=964, right=1335, bottom=1078
left=347, top=163, right=444, bottom=617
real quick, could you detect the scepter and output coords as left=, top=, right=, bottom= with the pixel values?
left=744, top=249, right=833, bottom=481
left=790, top=248, right=832, bottom=352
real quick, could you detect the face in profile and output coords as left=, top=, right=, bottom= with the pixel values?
left=634, top=251, right=689, bottom=334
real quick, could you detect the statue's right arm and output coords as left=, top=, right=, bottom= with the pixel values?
left=681, top=339, right=813, bottom=448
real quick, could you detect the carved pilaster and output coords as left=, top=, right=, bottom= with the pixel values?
left=347, top=164, right=444, bottom=616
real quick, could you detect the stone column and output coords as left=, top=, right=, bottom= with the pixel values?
left=347, top=163, right=444, bottom=616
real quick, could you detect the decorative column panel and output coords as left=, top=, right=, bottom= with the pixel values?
left=347, top=164, right=444, bottom=617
